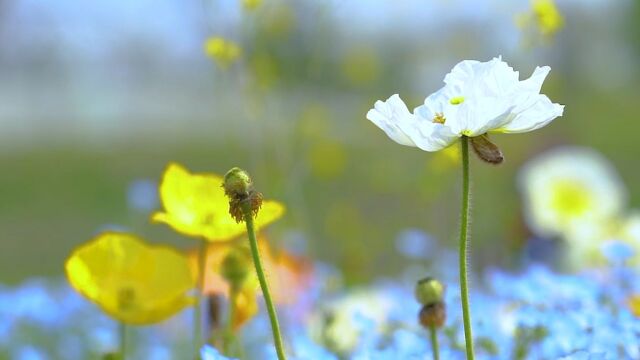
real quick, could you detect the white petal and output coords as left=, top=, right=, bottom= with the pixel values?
left=366, top=94, right=417, bottom=147
left=496, top=95, right=564, bottom=133
left=414, top=86, right=452, bottom=119
left=443, top=60, right=480, bottom=87
left=407, top=117, right=459, bottom=152
left=412, top=123, right=459, bottom=151
left=519, top=66, right=551, bottom=93
left=444, top=57, right=520, bottom=97
left=444, top=96, right=515, bottom=136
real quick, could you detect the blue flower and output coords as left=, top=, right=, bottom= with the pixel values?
left=201, top=345, right=237, bottom=360
left=395, top=228, right=436, bottom=260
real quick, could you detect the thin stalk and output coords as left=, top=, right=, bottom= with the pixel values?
left=119, top=322, right=127, bottom=360
left=223, top=286, right=238, bottom=356
left=459, top=136, right=475, bottom=359
left=241, top=202, right=287, bottom=360
left=429, top=325, right=440, bottom=360
left=194, top=240, right=208, bottom=358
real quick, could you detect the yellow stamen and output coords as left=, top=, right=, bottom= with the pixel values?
left=450, top=96, right=465, bottom=105
left=433, top=112, right=446, bottom=124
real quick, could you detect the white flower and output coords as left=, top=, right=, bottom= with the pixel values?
left=519, top=147, right=626, bottom=240
left=366, top=57, right=564, bottom=152
left=308, top=290, right=394, bottom=354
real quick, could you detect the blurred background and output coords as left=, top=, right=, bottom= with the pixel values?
left=1, top=0, right=639, bottom=285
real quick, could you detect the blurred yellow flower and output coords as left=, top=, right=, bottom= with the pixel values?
left=516, top=0, right=564, bottom=41
left=532, top=0, right=564, bottom=37
left=628, top=295, right=640, bottom=318
left=243, top=0, right=262, bottom=11
left=65, top=232, right=195, bottom=325
left=191, top=236, right=313, bottom=329
left=152, top=163, right=285, bottom=242
left=204, top=37, right=242, bottom=69
left=519, top=147, right=626, bottom=240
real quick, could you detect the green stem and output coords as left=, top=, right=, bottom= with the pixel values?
left=429, top=325, right=440, bottom=360
left=194, top=240, right=208, bottom=359
left=459, top=136, right=475, bottom=360
left=223, top=286, right=238, bottom=356
left=119, top=322, right=126, bottom=360
left=241, top=203, right=287, bottom=360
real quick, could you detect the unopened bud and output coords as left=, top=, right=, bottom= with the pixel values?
left=220, top=247, right=252, bottom=289
left=223, top=167, right=253, bottom=198
left=223, top=167, right=263, bottom=222
left=470, top=134, right=504, bottom=164
left=419, top=301, right=446, bottom=328
left=415, top=277, right=444, bottom=305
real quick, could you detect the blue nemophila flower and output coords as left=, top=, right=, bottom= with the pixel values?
left=126, top=178, right=159, bottom=213
left=3, top=256, right=640, bottom=359
left=201, top=345, right=237, bottom=360
left=601, top=240, right=635, bottom=265
left=395, top=228, right=436, bottom=260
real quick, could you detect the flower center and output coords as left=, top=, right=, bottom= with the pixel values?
left=118, top=286, right=137, bottom=311
left=550, top=180, right=592, bottom=218
left=449, top=96, right=465, bottom=105
left=432, top=112, right=446, bottom=124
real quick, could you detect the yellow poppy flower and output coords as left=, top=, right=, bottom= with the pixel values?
left=152, top=163, right=285, bottom=242
left=65, top=232, right=195, bottom=325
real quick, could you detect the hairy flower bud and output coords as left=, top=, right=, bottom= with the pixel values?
left=223, top=167, right=263, bottom=223
left=224, top=167, right=253, bottom=198
left=415, top=277, right=445, bottom=306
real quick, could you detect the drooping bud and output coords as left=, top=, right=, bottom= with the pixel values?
left=470, top=134, right=504, bottom=164
left=415, top=277, right=445, bottom=306
left=223, top=167, right=263, bottom=223
left=419, top=301, right=446, bottom=328
left=220, top=246, right=252, bottom=290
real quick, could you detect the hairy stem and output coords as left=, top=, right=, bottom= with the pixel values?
left=241, top=202, right=287, bottom=360
left=459, top=136, right=475, bottom=360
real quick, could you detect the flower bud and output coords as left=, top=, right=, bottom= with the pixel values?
left=470, top=134, right=504, bottom=164
left=414, top=277, right=444, bottom=306
left=220, top=247, right=252, bottom=290
left=223, top=167, right=254, bottom=198
left=419, top=301, right=446, bottom=328
left=223, top=167, right=263, bottom=223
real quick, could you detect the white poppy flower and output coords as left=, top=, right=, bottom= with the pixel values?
left=518, top=147, right=627, bottom=240
left=366, top=57, right=564, bottom=154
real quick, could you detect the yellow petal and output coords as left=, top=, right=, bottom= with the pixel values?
left=153, top=162, right=285, bottom=242
left=65, top=232, right=195, bottom=325
left=232, top=285, right=259, bottom=330
left=629, top=295, right=640, bottom=318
